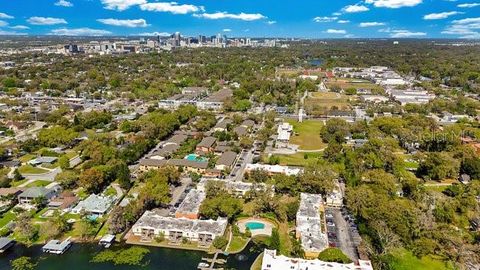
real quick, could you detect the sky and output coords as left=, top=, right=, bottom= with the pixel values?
left=0, top=0, right=479, bottom=38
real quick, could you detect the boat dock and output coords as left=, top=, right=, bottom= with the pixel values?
left=42, top=237, right=72, bottom=254
left=198, top=251, right=226, bottom=270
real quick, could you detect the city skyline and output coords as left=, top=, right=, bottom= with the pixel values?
left=0, top=0, right=479, bottom=38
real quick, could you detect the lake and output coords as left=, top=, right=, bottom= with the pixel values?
left=0, top=241, right=264, bottom=270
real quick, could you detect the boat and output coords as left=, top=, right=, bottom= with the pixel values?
left=98, top=234, right=115, bottom=248
left=198, top=262, right=209, bottom=268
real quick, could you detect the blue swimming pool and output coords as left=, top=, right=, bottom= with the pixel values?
left=245, top=222, right=265, bottom=230
left=184, top=154, right=208, bottom=162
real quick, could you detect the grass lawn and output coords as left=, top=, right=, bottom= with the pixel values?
left=305, top=91, right=352, bottom=116
left=10, top=179, right=28, bottom=187
left=26, top=180, right=51, bottom=188
left=250, top=252, right=264, bottom=270
left=286, top=119, right=325, bottom=150
left=41, top=162, right=59, bottom=169
left=18, top=165, right=48, bottom=174
left=19, top=154, right=36, bottom=163
left=64, top=151, right=78, bottom=159
left=227, top=235, right=250, bottom=253
left=103, top=186, right=117, bottom=197
left=0, top=210, right=16, bottom=228
left=388, top=248, right=453, bottom=270
left=268, top=152, right=323, bottom=167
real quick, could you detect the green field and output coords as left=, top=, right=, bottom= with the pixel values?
left=388, top=248, right=453, bottom=270
left=325, top=78, right=383, bottom=92
left=286, top=119, right=325, bottom=150
left=18, top=165, right=49, bottom=174
left=305, top=92, right=352, bottom=116
left=0, top=210, right=16, bottom=228
left=26, top=180, right=51, bottom=188
left=268, top=152, right=323, bottom=166
left=227, top=235, right=250, bottom=253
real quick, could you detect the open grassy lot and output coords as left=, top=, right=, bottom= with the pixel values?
left=18, top=165, right=49, bottom=174
left=19, top=154, right=36, bottom=163
left=325, top=78, right=383, bottom=92
left=286, top=119, right=325, bottom=150
left=388, top=248, right=454, bottom=270
left=305, top=92, right=352, bottom=116
left=267, top=152, right=323, bottom=167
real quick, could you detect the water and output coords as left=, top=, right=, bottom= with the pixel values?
left=184, top=154, right=208, bottom=162
left=0, top=241, right=264, bottom=270
left=309, top=59, right=323, bottom=66
left=245, top=222, right=265, bottom=230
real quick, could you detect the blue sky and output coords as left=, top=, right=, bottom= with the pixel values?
left=0, top=0, right=479, bottom=38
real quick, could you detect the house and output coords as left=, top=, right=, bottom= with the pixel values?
left=18, top=186, right=60, bottom=205
left=197, top=178, right=269, bottom=197
left=138, top=158, right=208, bottom=174
left=132, top=211, right=228, bottom=247
left=215, top=151, right=237, bottom=171
left=71, top=194, right=115, bottom=216
left=175, top=189, right=206, bottom=220
left=47, top=191, right=78, bottom=210
left=276, top=122, right=293, bottom=145
left=213, top=118, right=232, bottom=132
left=214, top=141, right=232, bottom=154
left=0, top=188, right=24, bottom=198
left=0, top=237, right=15, bottom=253
left=28, top=156, right=58, bottom=166
left=196, top=137, right=216, bottom=153
left=261, top=249, right=374, bottom=270
left=245, top=163, right=303, bottom=176
left=233, top=126, right=248, bottom=137
left=296, top=193, right=328, bottom=258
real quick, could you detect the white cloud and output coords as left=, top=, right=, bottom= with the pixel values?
left=359, top=21, right=386, bottom=27
left=193, top=12, right=266, bottom=21
left=138, top=31, right=170, bottom=36
left=313, top=16, right=338, bottom=23
left=223, top=28, right=232, bottom=32
left=101, top=0, right=146, bottom=11
left=343, top=5, right=370, bottom=13
left=423, top=11, right=463, bottom=20
left=442, top=17, right=480, bottom=38
left=97, top=18, right=149, bottom=27
left=390, top=29, right=426, bottom=37
left=365, top=0, right=422, bottom=8
left=27, top=16, right=67, bottom=25
left=457, top=3, right=480, bottom=8
left=10, top=25, right=29, bottom=30
left=140, top=2, right=203, bottom=14
left=0, top=30, right=27, bottom=35
left=325, top=29, right=347, bottom=34
left=0, top=12, right=13, bottom=19
left=55, top=0, right=73, bottom=7
left=267, top=20, right=277, bottom=25
left=137, top=31, right=170, bottom=36
left=338, top=20, right=350, bottom=24
left=0, top=20, right=7, bottom=27
left=50, top=28, right=112, bottom=36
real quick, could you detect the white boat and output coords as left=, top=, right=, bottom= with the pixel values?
left=197, top=262, right=209, bottom=268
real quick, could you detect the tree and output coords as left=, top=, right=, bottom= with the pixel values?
left=139, top=170, right=171, bottom=208
left=13, top=168, right=23, bottom=181
left=200, top=194, right=242, bottom=220
left=299, top=162, right=337, bottom=195
left=78, top=219, right=98, bottom=240
left=11, top=257, right=37, bottom=270
left=55, top=170, right=79, bottom=189
left=320, top=118, right=350, bottom=144
left=269, top=228, right=280, bottom=252
left=461, top=157, right=480, bottom=179
left=317, top=248, right=352, bottom=263
left=79, top=167, right=105, bottom=193
left=417, top=152, right=460, bottom=181
left=58, top=155, right=70, bottom=170
left=37, top=126, right=78, bottom=147
left=14, top=213, right=38, bottom=246
left=212, top=236, right=228, bottom=250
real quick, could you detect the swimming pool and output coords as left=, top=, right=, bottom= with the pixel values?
left=184, top=154, right=208, bottom=162
left=245, top=222, right=265, bottom=230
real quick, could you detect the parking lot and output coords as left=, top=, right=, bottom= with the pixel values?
left=325, top=207, right=362, bottom=261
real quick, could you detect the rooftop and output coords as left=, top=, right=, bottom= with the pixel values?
left=175, top=189, right=206, bottom=216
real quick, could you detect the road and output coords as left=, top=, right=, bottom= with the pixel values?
left=0, top=121, right=46, bottom=144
